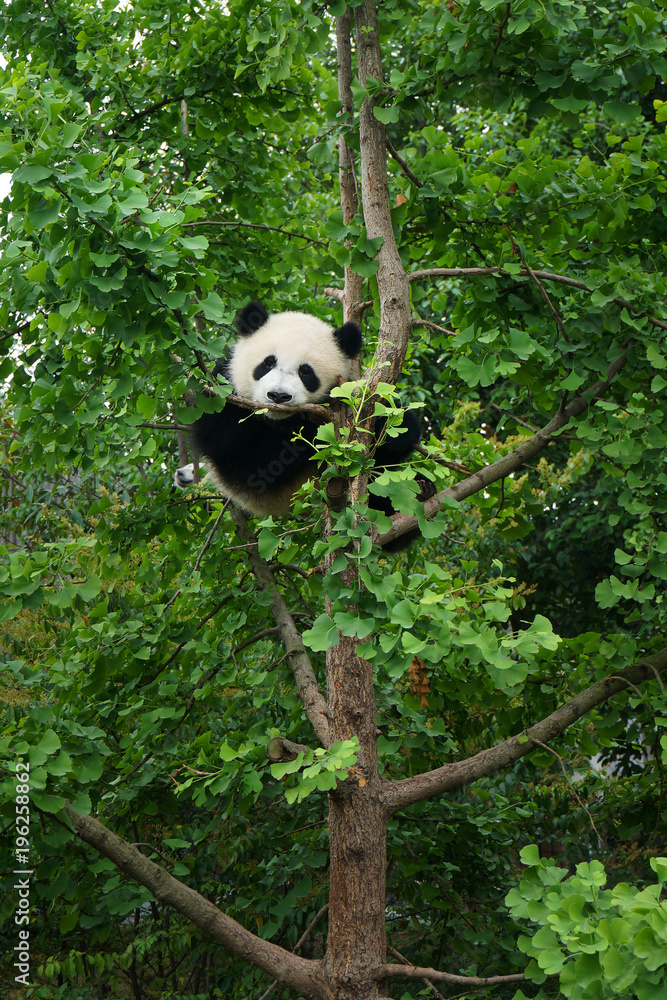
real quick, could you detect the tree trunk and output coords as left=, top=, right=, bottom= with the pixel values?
left=322, top=6, right=405, bottom=994
left=325, top=634, right=386, bottom=1000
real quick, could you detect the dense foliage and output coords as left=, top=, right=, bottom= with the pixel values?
left=1, top=0, right=666, bottom=997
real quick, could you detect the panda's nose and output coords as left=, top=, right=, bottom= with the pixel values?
left=267, top=391, right=292, bottom=404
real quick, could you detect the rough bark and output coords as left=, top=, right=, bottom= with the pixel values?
left=325, top=633, right=387, bottom=1000
left=319, top=8, right=407, bottom=996
left=63, top=807, right=328, bottom=1000
left=383, top=646, right=667, bottom=814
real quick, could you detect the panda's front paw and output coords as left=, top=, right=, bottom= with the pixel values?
left=174, top=463, right=195, bottom=489
left=416, top=475, right=437, bottom=502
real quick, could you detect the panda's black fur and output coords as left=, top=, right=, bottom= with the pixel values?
left=184, top=302, right=433, bottom=523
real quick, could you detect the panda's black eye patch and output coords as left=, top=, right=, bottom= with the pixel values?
left=253, top=355, right=277, bottom=381
left=298, top=364, right=320, bottom=393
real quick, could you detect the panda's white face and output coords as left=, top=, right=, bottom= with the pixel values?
left=229, top=311, right=354, bottom=420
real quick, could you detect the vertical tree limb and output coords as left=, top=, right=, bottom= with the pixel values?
left=353, top=0, right=411, bottom=388
left=335, top=11, right=365, bottom=344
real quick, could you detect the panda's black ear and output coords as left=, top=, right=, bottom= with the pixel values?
left=236, top=301, right=269, bottom=336
left=333, top=321, right=362, bottom=359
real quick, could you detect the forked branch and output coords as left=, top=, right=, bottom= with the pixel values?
left=384, top=646, right=667, bottom=814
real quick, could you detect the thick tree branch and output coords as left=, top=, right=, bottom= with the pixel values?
left=63, top=808, right=327, bottom=1000
left=230, top=507, right=331, bottom=748
left=376, top=351, right=628, bottom=548
left=383, top=646, right=667, bottom=814
left=408, top=266, right=667, bottom=331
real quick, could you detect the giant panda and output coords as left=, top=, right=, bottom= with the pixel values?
left=176, top=301, right=434, bottom=524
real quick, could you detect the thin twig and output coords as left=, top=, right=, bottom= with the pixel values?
left=193, top=500, right=231, bottom=573
left=503, top=226, right=569, bottom=341
left=410, top=316, right=457, bottom=337
left=489, top=4, right=511, bottom=67
left=531, top=739, right=603, bottom=844
left=255, top=904, right=329, bottom=1000
left=489, top=402, right=540, bottom=434
left=188, top=220, right=327, bottom=247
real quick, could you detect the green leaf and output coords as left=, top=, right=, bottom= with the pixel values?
left=603, top=100, right=641, bottom=123
left=302, top=615, right=339, bottom=651
left=373, top=105, right=400, bottom=123
left=552, top=96, right=588, bottom=113
left=76, top=576, right=102, bottom=602
left=519, top=844, right=541, bottom=866
left=14, top=164, right=53, bottom=183
left=200, top=291, right=226, bottom=322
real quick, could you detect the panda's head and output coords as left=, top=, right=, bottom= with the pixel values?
left=228, top=302, right=362, bottom=420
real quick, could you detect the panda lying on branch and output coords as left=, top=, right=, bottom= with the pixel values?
left=175, top=301, right=435, bottom=529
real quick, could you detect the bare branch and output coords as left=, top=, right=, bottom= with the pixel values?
left=410, top=316, right=456, bottom=338
left=489, top=4, right=511, bottom=67
left=386, top=139, right=422, bottom=191
left=376, top=351, right=628, bottom=548
left=384, top=646, right=667, bottom=814
left=489, top=401, right=540, bottom=434
left=230, top=507, right=331, bottom=748
left=383, top=963, right=525, bottom=987
left=227, top=393, right=331, bottom=422
left=506, top=232, right=569, bottom=342
left=63, top=808, right=326, bottom=999
left=192, top=501, right=230, bottom=574
left=532, top=739, right=604, bottom=843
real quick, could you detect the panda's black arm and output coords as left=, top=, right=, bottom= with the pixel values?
left=373, top=410, right=422, bottom=466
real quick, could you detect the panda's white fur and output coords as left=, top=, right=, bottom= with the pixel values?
left=229, top=311, right=354, bottom=414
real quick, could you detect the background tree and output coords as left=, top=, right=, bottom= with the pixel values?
left=1, top=1, right=666, bottom=999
